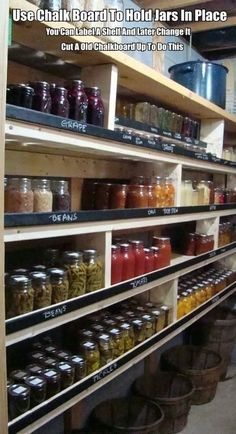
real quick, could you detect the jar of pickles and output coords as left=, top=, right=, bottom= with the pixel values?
left=163, top=177, right=175, bottom=207
left=63, top=251, right=87, bottom=299
left=131, top=319, right=146, bottom=344
left=25, top=376, right=47, bottom=408
left=126, top=185, right=149, bottom=208
left=83, top=249, right=103, bottom=292
left=108, top=327, right=125, bottom=358
left=56, top=362, right=75, bottom=389
left=141, top=314, right=155, bottom=338
left=119, top=322, right=135, bottom=351
left=48, top=268, right=69, bottom=304
left=81, top=341, right=100, bottom=374
left=69, top=355, right=87, bottom=381
left=7, top=275, right=34, bottom=318
left=44, top=248, right=60, bottom=268
left=8, top=384, right=30, bottom=420
left=97, top=333, right=114, bottom=366
left=30, top=271, right=52, bottom=310
left=135, top=102, right=150, bottom=124
left=42, top=368, right=61, bottom=398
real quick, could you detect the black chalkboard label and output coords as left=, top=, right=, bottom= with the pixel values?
left=130, top=276, right=148, bottom=289
left=60, top=119, right=87, bottom=133
left=49, top=213, right=78, bottom=223
left=162, top=143, right=175, bottom=153
left=43, top=305, right=67, bottom=320
left=163, top=207, right=179, bottom=215
left=209, top=205, right=217, bottom=212
left=92, top=362, right=118, bottom=384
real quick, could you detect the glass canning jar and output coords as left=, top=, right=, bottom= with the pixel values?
left=163, top=177, right=175, bottom=207
left=83, top=249, right=103, bottom=292
left=119, top=322, right=135, bottom=351
left=131, top=240, right=145, bottom=277
left=184, top=233, right=196, bottom=256
left=5, top=177, right=34, bottom=213
left=31, top=81, right=51, bottom=113
left=67, top=80, right=88, bottom=122
left=119, top=244, right=135, bottom=281
left=51, top=86, right=69, bottom=118
left=52, top=180, right=71, bottom=212
left=147, top=185, right=156, bottom=208
left=181, top=180, right=193, bottom=206
left=95, top=183, right=112, bottom=210
left=56, top=362, right=75, bottom=389
left=85, top=87, right=105, bottom=127
left=197, top=180, right=210, bottom=205
left=63, top=251, right=86, bottom=298
left=44, top=248, right=60, bottom=267
left=69, top=355, right=87, bottom=381
left=25, top=375, right=47, bottom=408
left=48, top=268, right=69, bottom=304
left=152, top=237, right=171, bottom=267
left=207, top=181, right=214, bottom=204
left=152, top=177, right=164, bottom=208
left=150, top=246, right=161, bottom=270
left=126, top=185, right=149, bottom=208
left=214, top=187, right=225, bottom=204
left=150, top=105, right=159, bottom=127
left=144, top=248, right=154, bottom=273
left=181, top=292, right=192, bottom=315
left=81, top=340, right=100, bottom=374
left=131, top=318, right=146, bottom=344
left=182, top=117, right=192, bottom=137
left=42, top=368, right=61, bottom=398
left=96, top=333, right=114, bottom=366
left=33, top=179, right=53, bottom=212
left=186, top=289, right=197, bottom=310
left=108, top=327, right=125, bottom=358
left=141, top=314, right=155, bottom=338
left=134, top=102, right=150, bottom=124
left=8, top=384, right=30, bottom=420
left=111, top=245, right=123, bottom=285
left=29, top=271, right=52, bottom=310
left=7, top=275, right=34, bottom=318
left=177, top=294, right=185, bottom=319
left=109, top=184, right=128, bottom=209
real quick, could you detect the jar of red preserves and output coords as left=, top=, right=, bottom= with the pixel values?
left=31, top=81, right=51, bottom=113
left=111, top=245, right=123, bottom=285
left=120, top=244, right=135, bottom=281
left=195, top=234, right=210, bottom=255
left=144, top=248, right=154, bottom=273
left=184, top=233, right=196, bottom=256
left=214, top=188, right=225, bottom=204
left=131, top=240, right=145, bottom=277
left=51, top=86, right=69, bottom=118
left=67, top=80, right=88, bottom=122
left=152, top=237, right=171, bottom=267
left=126, top=185, right=148, bottom=208
left=151, top=246, right=161, bottom=270
left=109, top=184, right=128, bottom=209
left=95, top=183, right=112, bottom=210
left=85, top=87, right=105, bottom=127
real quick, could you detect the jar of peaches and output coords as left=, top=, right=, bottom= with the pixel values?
left=152, top=177, right=164, bottom=208
left=163, top=177, right=175, bottom=207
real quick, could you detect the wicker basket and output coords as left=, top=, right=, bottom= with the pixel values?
left=161, top=345, right=222, bottom=405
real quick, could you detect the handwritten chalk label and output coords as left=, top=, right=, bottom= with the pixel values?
left=122, top=133, right=132, bottom=142
left=220, top=248, right=226, bottom=253
left=150, top=127, right=159, bottom=134
left=195, top=153, right=209, bottom=161
left=49, top=213, right=78, bottom=223
left=147, top=209, right=157, bottom=216
left=130, top=276, right=148, bottom=289
left=147, top=139, right=156, bottom=147
left=209, top=205, right=217, bottom=212
left=135, top=137, right=144, bottom=146
left=212, top=296, right=220, bottom=304
left=173, top=133, right=182, bottom=140
left=185, top=137, right=193, bottom=144
left=162, top=131, right=172, bottom=137
left=209, top=251, right=216, bottom=258
left=43, top=305, right=67, bottom=320
left=162, top=143, right=175, bottom=153
left=163, top=207, right=178, bottom=215
left=93, top=362, right=118, bottom=384
left=61, top=119, right=87, bottom=133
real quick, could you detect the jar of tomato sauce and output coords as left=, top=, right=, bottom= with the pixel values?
left=130, top=241, right=145, bottom=277
left=152, top=237, right=171, bottom=267
left=126, top=185, right=148, bottom=208
left=111, top=245, right=123, bottom=285
left=109, top=184, right=128, bottom=209
left=119, top=244, right=135, bottom=281
left=184, top=233, right=196, bottom=256
left=150, top=246, right=161, bottom=270
left=144, top=248, right=154, bottom=273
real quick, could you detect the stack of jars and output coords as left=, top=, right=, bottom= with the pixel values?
left=218, top=222, right=233, bottom=247
left=8, top=295, right=171, bottom=420
left=5, top=248, right=103, bottom=319
left=183, top=233, right=214, bottom=256
left=5, top=177, right=71, bottom=213
left=111, top=236, right=172, bottom=285
left=7, top=79, right=105, bottom=127
left=117, top=99, right=200, bottom=140
left=81, top=176, right=176, bottom=210
left=177, top=265, right=235, bottom=319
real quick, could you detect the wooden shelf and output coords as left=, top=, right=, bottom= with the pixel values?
left=5, top=243, right=236, bottom=347
left=9, top=0, right=236, bottom=132
left=5, top=110, right=236, bottom=174
left=4, top=207, right=236, bottom=242
left=8, top=281, right=236, bottom=434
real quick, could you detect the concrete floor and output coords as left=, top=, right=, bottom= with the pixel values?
left=181, top=365, right=236, bottom=434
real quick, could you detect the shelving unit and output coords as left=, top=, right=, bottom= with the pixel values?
left=1, top=1, right=236, bottom=433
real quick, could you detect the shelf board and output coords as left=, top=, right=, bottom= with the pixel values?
left=5, top=243, right=236, bottom=346
left=5, top=106, right=236, bottom=173
left=8, top=281, right=236, bottom=434
left=4, top=207, right=236, bottom=242
left=9, top=0, right=236, bottom=132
